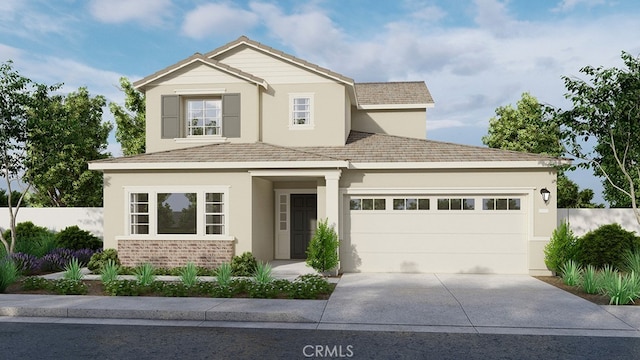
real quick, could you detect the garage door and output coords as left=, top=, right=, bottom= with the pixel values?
left=341, top=195, right=527, bottom=274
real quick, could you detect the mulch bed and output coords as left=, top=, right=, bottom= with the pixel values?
left=535, top=276, right=624, bottom=306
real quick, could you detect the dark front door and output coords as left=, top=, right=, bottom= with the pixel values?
left=290, top=194, right=317, bottom=259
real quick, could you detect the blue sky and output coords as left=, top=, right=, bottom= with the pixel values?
left=2, top=0, right=640, bottom=204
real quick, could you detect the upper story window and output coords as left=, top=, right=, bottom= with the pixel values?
left=161, top=93, right=240, bottom=140
left=289, top=93, right=314, bottom=129
left=186, top=98, right=221, bottom=136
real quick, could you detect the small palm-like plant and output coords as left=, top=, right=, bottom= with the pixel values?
left=179, top=262, right=199, bottom=287
left=216, top=263, right=232, bottom=288
left=100, top=259, right=120, bottom=283
left=581, top=264, right=599, bottom=294
left=134, top=263, right=156, bottom=286
left=623, top=250, right=640, bottom=275
left=254, top=261, right=274, bottom=285
left=63, top=258, right=84, bottom=281
left=601, top=272, right=640, bottom=305
left=560, top=259, right=582, bottom=286
left=0, top=258, right=18, bottom=293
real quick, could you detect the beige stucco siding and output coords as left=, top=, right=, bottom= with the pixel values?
left=214, top=46, right=336, bottom=85
left=251, top=177, right=274, bottom=261
left=101, top=170, right=253, bottom=255
left=261, top=83, right=347, bottom=146
left=144, top=79, right=260, bottom=153
left=351, top=108, right=427, bottom=139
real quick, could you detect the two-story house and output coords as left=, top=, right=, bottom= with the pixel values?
left=90, top=36, right=560, bottom=275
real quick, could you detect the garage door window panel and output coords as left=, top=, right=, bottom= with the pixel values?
left=483, top=198, right=521, bottom=211
left=393, top=198, right=429, bottom=210
left=437, top=198, right=475, bottom=211
left=350, top=198, right=386, bottom=211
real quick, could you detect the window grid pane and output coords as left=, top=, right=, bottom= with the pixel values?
left=130, top=193, right=149, bottom=234
left=206, top=192, right=225, bottom=235
left=187, top=99, right=221, bottom=136
left=418, top=199, right=430, bottom=210
left=292, top=97, right=310, bottom=125
left=158, top=193, right=197, bottom=234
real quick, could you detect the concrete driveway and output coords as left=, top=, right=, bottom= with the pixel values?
left=319, top=273, right=640, bottom=336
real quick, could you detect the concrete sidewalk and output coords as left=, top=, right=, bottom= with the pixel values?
left=1, top=273, right=639, bottom=337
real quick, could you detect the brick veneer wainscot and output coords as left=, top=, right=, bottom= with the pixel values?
left=118, top=239, right=235, bottom=269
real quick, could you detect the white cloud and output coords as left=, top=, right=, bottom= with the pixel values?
left=473, top=0, right=520, bottom=37
left=249, top=2, right=346, bottom=63
left=553, top=0, right=607, bottom=12
left=181, top=3, right=259, bottom=39
left=88, top=0, right=172, bottom=26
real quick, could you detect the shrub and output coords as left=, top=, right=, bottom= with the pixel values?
left=601, top=272, right=640, bottom=305
left=179, top=262, right=199, bottom=287
left=134, top=263, right=156, bottom=286
left=63, top=258, right=84, bottom=281
left=575, top=224, right=640, bottom=269
left=104, top=280, right=142, bottom=296
left=560, top=259, right=582, bottom=286
left=87, top=249, right=120, bottom=272
left=39, top=248, right=96, bottom=273
left=9, top=252, right=42, bottom=275
left=51, top=279, right=87, bottom=295
left=55, top=225, right=102, bottom=250
left=100, top=259, right=120, bottom=283
left=544, top=221, right=578, bottom=274
left=306, top=218, right=339, bottom=274
left=581, top=264, right=599, bottom=294
left=231, top=252, right=257, bottom=276
left=288, top=274, right=332, bottom=299
left=0, top=258, right=18, bottom=292
left=216, top=263, right=232, bottom=287
left=21, top=276, right=50, bottom=291
left=623, top=250, right=640, bottom=274
left=253, top=261, right=274, bottom=285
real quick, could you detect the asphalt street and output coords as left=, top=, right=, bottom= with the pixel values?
left=1, top=322, right=640, bottom=360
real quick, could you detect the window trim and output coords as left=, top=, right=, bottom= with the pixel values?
left=185, top=97, right=222, bottom=137
left=123, top=186, right=230, bottom=239
left=288, top=93, right=314, bottom=130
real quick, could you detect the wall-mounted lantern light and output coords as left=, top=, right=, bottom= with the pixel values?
left=540, top=188, right=551, bottom=203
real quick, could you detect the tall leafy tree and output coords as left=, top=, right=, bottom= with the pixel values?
left=482, top=92, right=600, bottom=207
left=109, top=77, right=145, bottom=156
left=0, top=61, right=56, bottom=254
left=556, top=52, right=640, bottom=221
left=27, top=87, right=112, bottom=207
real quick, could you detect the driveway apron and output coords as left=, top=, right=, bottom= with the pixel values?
left=320, top=273, right=635, bottom=333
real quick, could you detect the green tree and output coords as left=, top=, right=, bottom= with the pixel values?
left=482, top=92, right=600, bottom=208
left=27, top=87, right=112, bottom=207
left=306, top=218, right=339, bottom=274
left=109, top=77, right=145, bottom=156
left=482, top=92, right=564, bottom=156
left=0, top=60, right=56, bottom=254
left=556, top=52, right=640, bottom=221
left=0, top=189, right=29, bottom=207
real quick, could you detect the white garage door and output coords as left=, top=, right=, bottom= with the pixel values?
left=342, top=195, right=527, bottom=274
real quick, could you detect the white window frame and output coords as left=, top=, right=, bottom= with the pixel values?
left=185, top=97, right=222, bottom=137
left=123, top=186, right=230, bottom=239
left=288, top=93, right=314, bottom=130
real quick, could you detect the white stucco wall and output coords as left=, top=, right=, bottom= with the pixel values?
left=558, top=208, right=640, bottom=236
left=0, top=207, right=103, bottom=238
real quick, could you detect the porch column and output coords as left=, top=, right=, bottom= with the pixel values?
left=324, top=170, right=341, bottom=230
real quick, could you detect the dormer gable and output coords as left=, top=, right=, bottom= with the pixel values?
left=133, top=52, right=268, bottom=91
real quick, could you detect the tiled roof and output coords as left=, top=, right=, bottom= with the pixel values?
left=205, top=36, right=354, bottom=85
left=296, top=131, right=554, bottom=162
left=92, top=131, right=557, bottom=167
left=355, top=82, right=434, bottom=106
left=93, top=142, right=341, bottom=164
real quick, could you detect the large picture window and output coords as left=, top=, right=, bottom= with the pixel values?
left=126, top=187, right=228, bottom=237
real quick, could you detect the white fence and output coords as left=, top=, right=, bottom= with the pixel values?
left=0, top=208, right=103, bottom=238
left=558, top=208, right=640, bottom=236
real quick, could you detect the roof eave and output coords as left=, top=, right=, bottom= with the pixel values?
left=89, top=160, right=350, bottom=171
left=348, top=160, right=565, bottom=170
